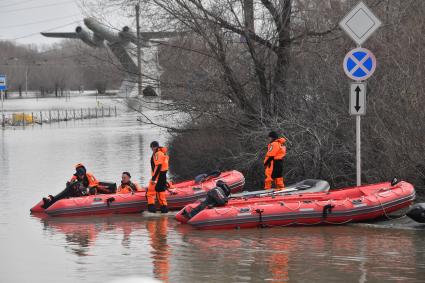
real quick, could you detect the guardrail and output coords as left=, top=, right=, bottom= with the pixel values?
left=1, top=106, right=117, bottom=127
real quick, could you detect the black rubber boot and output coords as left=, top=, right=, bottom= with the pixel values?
left=41, top=197, right=50, bottom=209
left=41, top=195, right=55, bottom=209
left=147, top=204, right=156, bottom=213
left=160, top=205, right=168, bottom=214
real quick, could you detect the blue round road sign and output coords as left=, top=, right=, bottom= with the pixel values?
left=343, top=47, right=376, bottom=81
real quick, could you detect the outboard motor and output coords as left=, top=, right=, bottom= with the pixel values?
left=184, top=181, right=231, bottom=219
left=406, top=203, right=425, bottom=223
left=207, top=180, right=231, bottom=205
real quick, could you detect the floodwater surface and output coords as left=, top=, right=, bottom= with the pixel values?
left=1, top=96, right=425, bottom=283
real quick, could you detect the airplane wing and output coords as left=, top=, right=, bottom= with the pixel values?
left=41, top=32, right=78, bottom=39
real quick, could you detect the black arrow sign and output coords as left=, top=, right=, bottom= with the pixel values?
left=354, top=86, right=361, bottom=112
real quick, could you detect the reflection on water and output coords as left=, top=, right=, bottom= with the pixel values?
left=1, top=97, right=425, bottom=283
left=146, top=217, right=170, bottom=282
left=175, top=226, right=425, bottom=283
left=38, top=214, right=146, bottom=257
left=32, top=213, right=425, bottom=283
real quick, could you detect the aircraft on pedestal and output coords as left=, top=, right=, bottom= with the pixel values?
left=42, top=18, right=178, bottom=97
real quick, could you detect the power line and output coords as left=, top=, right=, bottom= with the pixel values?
left=3, top=0, right=76, bottom=14
left=0, top=0, right=39, bottom=9
left=0, top=14, right=80, bottom=29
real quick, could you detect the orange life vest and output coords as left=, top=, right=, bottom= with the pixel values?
left=70, top=172, right=99, bottom=187
left=151, top=147, right=169, bottom=175
left=264, top=137, right=287, bottom=163
left=117, top=181, right=142, bottom=194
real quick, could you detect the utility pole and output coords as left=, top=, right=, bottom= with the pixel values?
left=1, top=90, right=4, bottom=127
left=25, top=67, right=28, bottom=96
left=135, top=2, right=142, bottom=96
left=0, top=74, right=6, bottom=127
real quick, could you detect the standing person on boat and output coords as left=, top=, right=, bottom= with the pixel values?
left=41, top=163, right=99, bottom=209
left=117, top=172, right=142, bottom=194
left=264, top=131, right=286, bottom=190
left=147, top=141, right=169, bottom=213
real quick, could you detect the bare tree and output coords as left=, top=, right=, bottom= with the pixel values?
left=78, top=0, right=425, bottom=194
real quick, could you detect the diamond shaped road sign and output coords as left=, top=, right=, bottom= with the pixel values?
left=339, top=1, right=382, bottom=46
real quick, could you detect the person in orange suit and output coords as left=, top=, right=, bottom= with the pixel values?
left=42, top=163, right=99, bottom=209
left=264, top=131, right=286, bottom=190
left=147, top=141, right=169, bottom=213
left=116, top=172, right=143, bottom=194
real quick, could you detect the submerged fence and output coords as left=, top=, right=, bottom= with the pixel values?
left=1, top=106, right=117, bottom=127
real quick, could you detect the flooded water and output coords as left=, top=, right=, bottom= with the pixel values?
left=1, top=96, right=425, bottom=283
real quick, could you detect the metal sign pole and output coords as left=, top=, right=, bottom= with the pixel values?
left=356, top=115, right=361, bottom=186
left=340, top=2, right=381, bottom=187
left=1, top=90, right=4, bottom=127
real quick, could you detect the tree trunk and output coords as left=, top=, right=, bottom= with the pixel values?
left=262, top=0, right=292, bottom=116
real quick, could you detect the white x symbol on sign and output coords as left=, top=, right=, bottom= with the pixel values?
left=349, top=54, right=371, bottom=75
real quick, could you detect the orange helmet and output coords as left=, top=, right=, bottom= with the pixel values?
left=75, top=163, right=85, bottom=169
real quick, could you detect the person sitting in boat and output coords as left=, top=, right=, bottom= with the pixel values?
left=264, top=131, right=286, bottom=190
left=70, top=163, right=99, bottom=194
left=41, top=163, right=99, bottom=209
left=117, top=172, right=142, bottom=194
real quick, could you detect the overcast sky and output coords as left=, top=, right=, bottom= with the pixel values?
left=0, top=0, right=133, bottom=47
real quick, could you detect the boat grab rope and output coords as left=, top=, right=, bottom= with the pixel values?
left=257, top=218, right=354, bottom=228
left=375, top=193, right=392, bottom=219
left=213, top=206, right=237, bottom=215
left=339, top=198, right=352, bottom=207
left=280, top=201, right=302, bottom=211
left=314, top=198, right=350, bottom=208
left=314, top=199, right=333, bottom=207
left=322, top=218, right=354, bottom=225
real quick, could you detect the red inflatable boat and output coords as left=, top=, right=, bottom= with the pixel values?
left=30, top=170, right=244, bottom=217
left=176, top=180, right=415, bottom=230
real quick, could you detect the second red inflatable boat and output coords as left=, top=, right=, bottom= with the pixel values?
left=176, top=180, right=415, bottom=229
